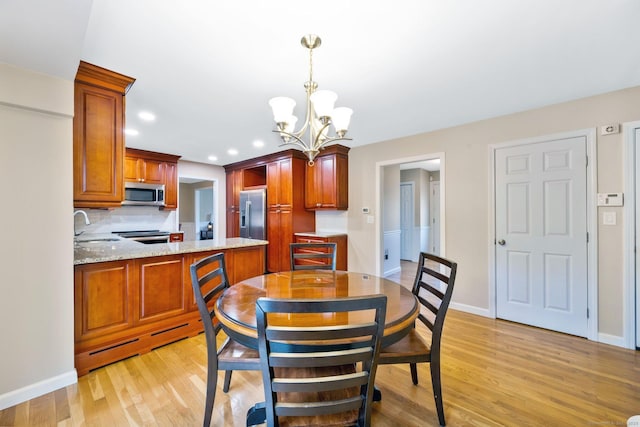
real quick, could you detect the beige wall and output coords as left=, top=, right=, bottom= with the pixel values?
left=0, top=64, right=76, bottom=409
left=348, top=85, right=640, bottom=341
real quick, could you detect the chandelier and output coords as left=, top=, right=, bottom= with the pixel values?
left=268, top=34, right=353, bottom=165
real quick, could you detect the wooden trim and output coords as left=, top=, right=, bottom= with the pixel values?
left=125, top=147, right=181, bottom=163
left=75, top=61, right=135, bottom=94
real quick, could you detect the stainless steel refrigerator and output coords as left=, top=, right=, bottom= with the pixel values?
left=239, top=189, right=266, bottom=240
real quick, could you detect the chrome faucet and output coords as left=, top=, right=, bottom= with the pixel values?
left=73, top=210, right=90, bottom=236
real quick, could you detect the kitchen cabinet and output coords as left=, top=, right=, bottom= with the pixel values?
left=266, top=154, right=315, bottom=272
left=73, top=61, right=135, bottom=208
left=225, top=169, right=243, bottom=237
left=294, top=233, right=348, bottom=271
left=74, top=260, right=134, bottom=341
left=267, top=158, right=293, bottom=208
left=169, top=232, right=184, bottom=242
left=267, top=208, right=294, bottom=272
left=74, top=243, right=266, bottom=376
left=136, top=255, right=185, bottom=324
left=224, top=149, right=318, bottom=272
left=124, top=156, right=164, bottom=184
left=163, top=161, right=178, bottom=209
left=125, top=148, right=181, bottom=210
left=305, top=145, right=350, bottom=210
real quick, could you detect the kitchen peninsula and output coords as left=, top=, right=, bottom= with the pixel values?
left=74, top=237, right=267, bottom=375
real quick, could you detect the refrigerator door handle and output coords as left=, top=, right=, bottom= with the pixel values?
left=245, top=200, right=251, bottom=237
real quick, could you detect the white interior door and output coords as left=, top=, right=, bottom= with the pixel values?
left=495, top=136, right=588, bottom=337
left=400, top=183, right=414, bottom=260
left=430, top=181, right=440, bottom=255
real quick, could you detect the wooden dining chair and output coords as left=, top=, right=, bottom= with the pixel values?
left=289, top=242, right=337, bottom=270
left=190, top=252, right=261, bottom=427
left=248, top=295, right=387, bottom=427
left=378, top=252, right=457, bottom=427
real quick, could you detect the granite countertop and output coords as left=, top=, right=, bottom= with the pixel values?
left=74, top=235, right=268, bottom=265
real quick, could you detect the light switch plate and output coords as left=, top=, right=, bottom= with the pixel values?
left=603, top=211, right=616, bottom=225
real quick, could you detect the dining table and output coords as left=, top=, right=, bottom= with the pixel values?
left=214, top=269, right=420, bottom=351
left=215, top=269, right=420, bottom=424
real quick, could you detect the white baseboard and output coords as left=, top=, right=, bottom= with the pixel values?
left=597, top=332, right=627, bottom=349
left=450, top=304, right=629, bottom=350
left=383, top=266, right=401, bottom=277
left=0, top=369, right=77, bottom=411
left=450, top=302, right=492, bottom=318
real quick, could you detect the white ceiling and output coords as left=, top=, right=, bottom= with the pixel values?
left=3, top=1, right=640, bottom=166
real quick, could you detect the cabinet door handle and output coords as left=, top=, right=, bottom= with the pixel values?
left=316, top=203, right=321, bottom=207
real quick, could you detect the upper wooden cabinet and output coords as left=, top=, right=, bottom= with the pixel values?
left=73, top=61, right=135, bottom=208
left=163, top=161, right=178, bottom=210
left=124, top=156, right=164, bottom=184
left=125, top=148, right=181, bottom=210
left=225, top=169, right=243, bottom=237
left=267, top=158, right=294, bottom=208
left=305, top=145, right=350, bottom=210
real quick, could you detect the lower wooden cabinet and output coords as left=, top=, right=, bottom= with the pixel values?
left=169, top=232, right=184, bottom=242
left=294, top=233, right=348, bottom=271
left=74, top=244, right=265, bottom=376
left=137, top=255, right=185, bottom=324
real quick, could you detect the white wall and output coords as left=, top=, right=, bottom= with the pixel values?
left=0, top=64, right=76, bottom=409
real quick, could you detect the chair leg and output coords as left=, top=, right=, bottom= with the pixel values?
left=203, top=362, right=217, bottom=427
left=222, top=370, right=233, bottom=393
left=430, top=359, right=445, bottom=426
left=410, top=363, right=419, bottom=385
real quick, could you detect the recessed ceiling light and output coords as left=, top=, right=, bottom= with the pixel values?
left=208, top=155, right=218, bottom=162
left=227, top=148, right=238, bottom=156
left=253, top=140, right=265, bottom=148
left=138, top=111, right=156, bottom=122
left=124, top=128, right=139, bottom=136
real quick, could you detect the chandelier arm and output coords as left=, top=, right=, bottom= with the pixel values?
left=271, top=130, right=312, bottom=152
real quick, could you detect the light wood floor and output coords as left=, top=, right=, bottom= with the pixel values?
left=2, top=261, right=639, bottom=426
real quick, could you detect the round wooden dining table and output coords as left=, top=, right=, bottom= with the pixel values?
left=214, top=270, right=420, bottom=350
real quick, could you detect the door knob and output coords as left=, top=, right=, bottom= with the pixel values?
left=497, top=239, right=506, bottom=246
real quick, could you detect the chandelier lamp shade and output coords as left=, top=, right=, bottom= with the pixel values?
left=268, top=34, right=353, bottom=165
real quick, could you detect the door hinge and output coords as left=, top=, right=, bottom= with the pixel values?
left=586, top=232, right=589, bottom=243
left=587, top=308, right=589, bottom=319
left=586, top=155, right=588, bottom=167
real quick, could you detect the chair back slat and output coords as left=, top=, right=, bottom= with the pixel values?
left=255, top=295, right=387, bottom=427
left=271, top=371, right=368, bottom=393
left=276, top=396, right=364, bottom=417
left=269, top=347, right=373, bottom=368
left=290, top=242, right=337, bottom=270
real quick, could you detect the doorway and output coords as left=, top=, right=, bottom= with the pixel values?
left=490, top=129, right=598, bottom=340
left=178, top=178, right=216, bottom=241
left=377, top=153, right=445, bottom=277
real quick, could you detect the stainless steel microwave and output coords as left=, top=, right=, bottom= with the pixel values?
left=122, top=182, right=165, bottom=206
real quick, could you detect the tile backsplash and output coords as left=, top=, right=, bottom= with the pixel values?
left=73, top=206, right=177, bottom=235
